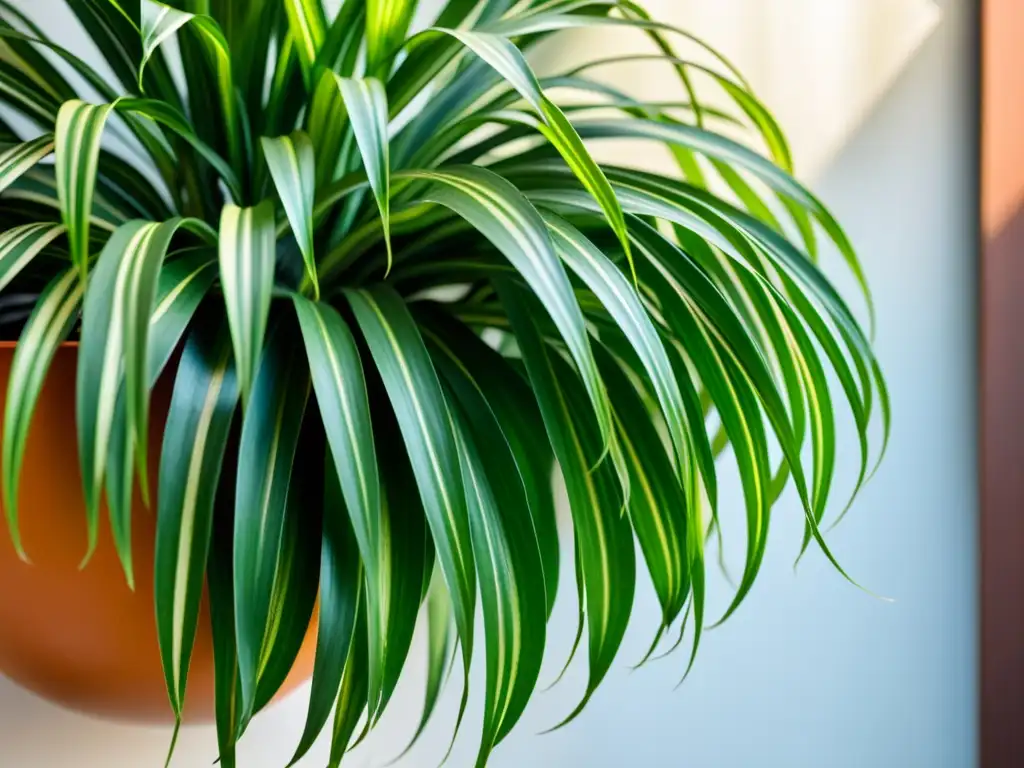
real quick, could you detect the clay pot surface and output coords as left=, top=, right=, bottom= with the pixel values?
left=0, top=344, right=316, bottom=722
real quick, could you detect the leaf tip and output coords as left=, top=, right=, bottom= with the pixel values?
left=164, top=717, right=182, bottom=768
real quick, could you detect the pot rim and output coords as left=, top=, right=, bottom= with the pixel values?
left=0, top=341, right=79, bottom=349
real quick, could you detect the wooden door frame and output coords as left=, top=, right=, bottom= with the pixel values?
left=980, top=1, right=1024, bottom=765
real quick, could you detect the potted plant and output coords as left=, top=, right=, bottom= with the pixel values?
left=0, top=0, right=888, bottom=765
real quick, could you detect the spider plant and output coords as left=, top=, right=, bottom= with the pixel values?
left=0, top=0, right=888, bottom=764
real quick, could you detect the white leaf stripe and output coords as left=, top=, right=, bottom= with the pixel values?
left=136, top=5, right=242, bottom=172
left=3, top=167, right=125, bottom=228
left=614, top=411, right=681, bottom=607
left=149, top=258, right=215, bottom=330
left=169, top=344, right=231, bottom=703
left=122, top=219, right=215, bottom=502
left=284, top=0, right=326, bottom=75
left=262, top=132, right=317, bottom=296
left=544, top=213, right=690, bottom=481
left=139, top=2, right=191, bottom=86
left=232, top=333, right=311, bottom=723
left=292, top=297, right=384, bottom=654
left=54, top=99, right=115, bottom=279
left=0, top=134, right=53, bottom=194
left=0, top=222, right=65, bottom=293
left=336, top=76, right=392, bottom=273
left=77, top=222, right=161, bottom=562
left=218, top=201, right=276, bottom=406
left=405, top=167, right=614, bottom=445
left=352, top=290, right=470, bottom=577
left=0, top=67, right=57, bottom=122
left=451, top=410, right=532, bottom=747
left=431, top=29, right=631, bottom=269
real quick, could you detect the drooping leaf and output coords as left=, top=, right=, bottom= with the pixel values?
left=390, top=567, right=454, bottom=762
left=232, top=324, right=311, bottom=723
left=138, top=0, right=243, bottom=173
left=251, top=414, right=322, bottom=714
left=434, top=348, right=547, bottom=761
left=430, top=29, right=632, bottom=275
left=417, top=304, right=560, bottom=619
left=1, top=268, right=82, bottom=560
left=262, top=132, right=318, bottom=295
left=289, top=454, right=362, bottom=767
left=401, top=166, right=615, bottom=457
left=0, top=134, right=53, bottom=195
left=292, top=295, right=387, bottom=718
left=104, top=250, right=219, bottom=577
left=77, top=217, right=213, bottom=578
left=154, top=322, right=238, bottom=721
left=499, top=280, right=636, bottom=726
left=208, top=438, right=243, bottom=768
left=335, top=77, right=392, bottom=275
left=370, top=386, right=436, bottom=723
left=327, top=599, right=369, bottom=768
left=345, top=285, right=476, bottom=713
left=54, top=99, right=116, bottom=281
left=0, top=223, right=65, bottom=295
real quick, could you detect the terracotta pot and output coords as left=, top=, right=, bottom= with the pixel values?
left=0, top=344, right=317, bottom=722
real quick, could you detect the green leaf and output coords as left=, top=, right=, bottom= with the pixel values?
left=139, top=1, right=192, bottom=90
left=543, top=212, right=693, bottom=494
left=307, top=70, right=350, bottom=188
left=54, top=99, right=116, bottom=281
left=232, top=325, right=311, bottom=724
left=208, top=449, right=242, bottom=768
left=77, top=217, right=212, bottom=577
left=366, top=0, right=415, bottom=77
left=1, top=268, right=83, bottom=560
left=139, top=0, right=243, bottom=173
left=0, top=223, right=65, bottom=295
left=390, top=567, right=454, bottom=762
left=116, top=98, right=242, bottom=202
left=336, top=76, right=392, bottom=275
left=0, top=134, right=53, bottom=195
left=218, top=200, right=276, bottom=407
left=434, top=346, right=547, bottom=761
left=252, top=416, right=322, bottom=714
left=292, top=295, right=387, bottom=718
left=431, top=29, right=632, bottom=276
left=370, top=391, right=435, bottom=723
left=147, top=250, right=219, bottom=381
left=283, top=0, right=327, bottom=86
left=262, top=132, right=318, bottom=296
left=104, top=250, right=219, bottom=576
left=345, top=285, right=476, bottom=712
left=417, top=305, right=560, bottom=619
left=289, top=454, right=362, bottom=767
left=633, top=237, right=774, bottom=623
left=499, top=280, right=636, bottom=726
left=327, top=598, right=369, bottom=768
left=402, top=166, right=615, bottom=458
left=594, top=345, right=694, bottom=634
left=556, top=116, right=873, bottom=326
left=154, top=323, right=239, bottom=719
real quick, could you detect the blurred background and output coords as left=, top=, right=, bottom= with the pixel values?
left=0, top=0, right=977, bottom=765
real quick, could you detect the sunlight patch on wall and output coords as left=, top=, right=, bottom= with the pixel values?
left=534, top=0, right=941, bottom=182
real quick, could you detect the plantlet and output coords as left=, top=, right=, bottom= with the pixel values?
left=0, top=0, right=888, bottom=765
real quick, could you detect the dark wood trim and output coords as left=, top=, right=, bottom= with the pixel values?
left=981, top=1, right=1024, bottom=765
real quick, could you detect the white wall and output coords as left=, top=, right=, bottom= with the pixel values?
left=0, top=0, right=977, bottom=766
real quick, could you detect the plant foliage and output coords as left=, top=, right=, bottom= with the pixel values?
left=0, top=0, right=888, bottom=765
